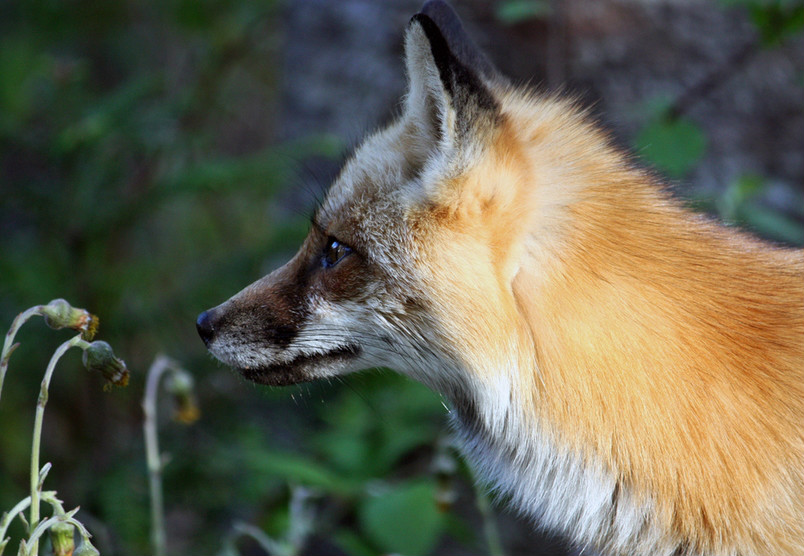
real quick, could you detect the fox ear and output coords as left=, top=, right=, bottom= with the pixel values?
left=417, top=1, right=499, bottom=81
left=404, top=2, right=500, bottom=161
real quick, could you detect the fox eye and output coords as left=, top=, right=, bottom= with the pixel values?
left=323, top=237, right=352, bottom=268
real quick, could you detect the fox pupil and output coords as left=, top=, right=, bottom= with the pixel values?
left=323, top=238, right=350, bottom=268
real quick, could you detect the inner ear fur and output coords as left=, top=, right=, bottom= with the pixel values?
left=403, top=5, right=501, bottom=156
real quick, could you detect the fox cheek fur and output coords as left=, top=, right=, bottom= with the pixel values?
left=199, top=1, right=804, bottom=555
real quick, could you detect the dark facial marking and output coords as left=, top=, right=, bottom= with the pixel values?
left=238, top=344, right=362, bottom=386
left=203, top=223, right=374, bottom=387
left=212, top=250, right=318, bottom=351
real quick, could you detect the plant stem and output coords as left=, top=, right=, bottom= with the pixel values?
left=0, top=496, right=32, bottom=548
left=0, top=306, right=45, bottom=403
left=0, top=491, right=64, bottom=554
left=143, top=355, right=175, bottom=556
left=29, top=334, right=85, bottom=555
left=232, top=522, right=289, bottom=556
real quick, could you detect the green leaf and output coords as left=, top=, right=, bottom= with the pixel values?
left=634, top=116, right=707, bottom=179
left=716, top=174, right=764, bottom=221
left=749, top=2, right=804, bottom=46
left=359, top=481, right=446, bottom=556
left=244, top=449, right=357, bottom=495
left=713, top=175, right=804, bottom=246
left=495, top=0, right=552, bottom=24
left=315, top=373, right=445, bottom=478
left=740, top=205, right=804, bottom=245
left=319, top=429, right=373, bottom=477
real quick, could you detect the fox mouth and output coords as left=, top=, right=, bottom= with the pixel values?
left=235, top=344, right=362, bottom=386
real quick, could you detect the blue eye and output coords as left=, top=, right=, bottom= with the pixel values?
left=323, top=237, right=351, bottom=267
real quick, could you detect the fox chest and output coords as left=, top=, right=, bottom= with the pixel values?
left=450, top=407, right=682, bottom=556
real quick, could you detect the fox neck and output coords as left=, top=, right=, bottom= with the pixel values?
left=444, top=98, right=804, bottom=553
left=442, top=239, right=689, bottom=556
left=447, top=352, right=678, bottom=555
left=441, top=100, right=717, bottom=553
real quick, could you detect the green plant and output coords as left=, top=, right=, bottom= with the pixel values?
left=635, top=0, right=804, bottom=182
left=633, top=98, right=707, bottom=179
left=0, top=1, right=339, bottom=548
left=214, top=372, right=505, bottom=556
left=495, top=0, right=552, bottom=24
left=143, top=355, right=199, bottom=556
left=720, top=0, right=804, bottom=46
left=690, top=174, right=804, bottom=245
left=219, top=485, right=318, bottom=556
left=1, top=299, right=128, bottom=555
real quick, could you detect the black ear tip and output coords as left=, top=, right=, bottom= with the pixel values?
left=411, top=0, right=500, bottom=83
left=418, top=1, right=459, bottom=28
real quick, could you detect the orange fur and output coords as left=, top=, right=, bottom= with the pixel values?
left=414, top=91, right=804, bottom=553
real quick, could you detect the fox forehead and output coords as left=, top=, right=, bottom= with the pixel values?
left=319, top=108, right=532, bottom=292
left=316, top=122, right=428, bottom=267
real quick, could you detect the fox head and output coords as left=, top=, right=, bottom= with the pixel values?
left=196, top=1, right=546, bottom=403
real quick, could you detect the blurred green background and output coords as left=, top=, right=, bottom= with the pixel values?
left=1, top=0, right=802, bottom=555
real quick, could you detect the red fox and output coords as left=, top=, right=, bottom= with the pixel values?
left=197, top=2, right=804, bottom=554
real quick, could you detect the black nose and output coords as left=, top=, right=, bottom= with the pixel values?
left=196, top=310, right=216, bottom=346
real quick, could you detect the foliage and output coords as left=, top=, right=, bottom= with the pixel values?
left=693, top=174, right=804, bottom=245
left=1, top=300, right=124, bottom=556
left=633, top=102, right=707, bottom=179
left=358, top=480, right=445, bottom=555
left=720, top=0, right=804, bottom=45
left=211, top=372, right=467, bottom=555
left=633, top=0, right=804, bottom=247
left=0, top=0, right=343, bottom=553
left=495, top=1, right=552, bottom=24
